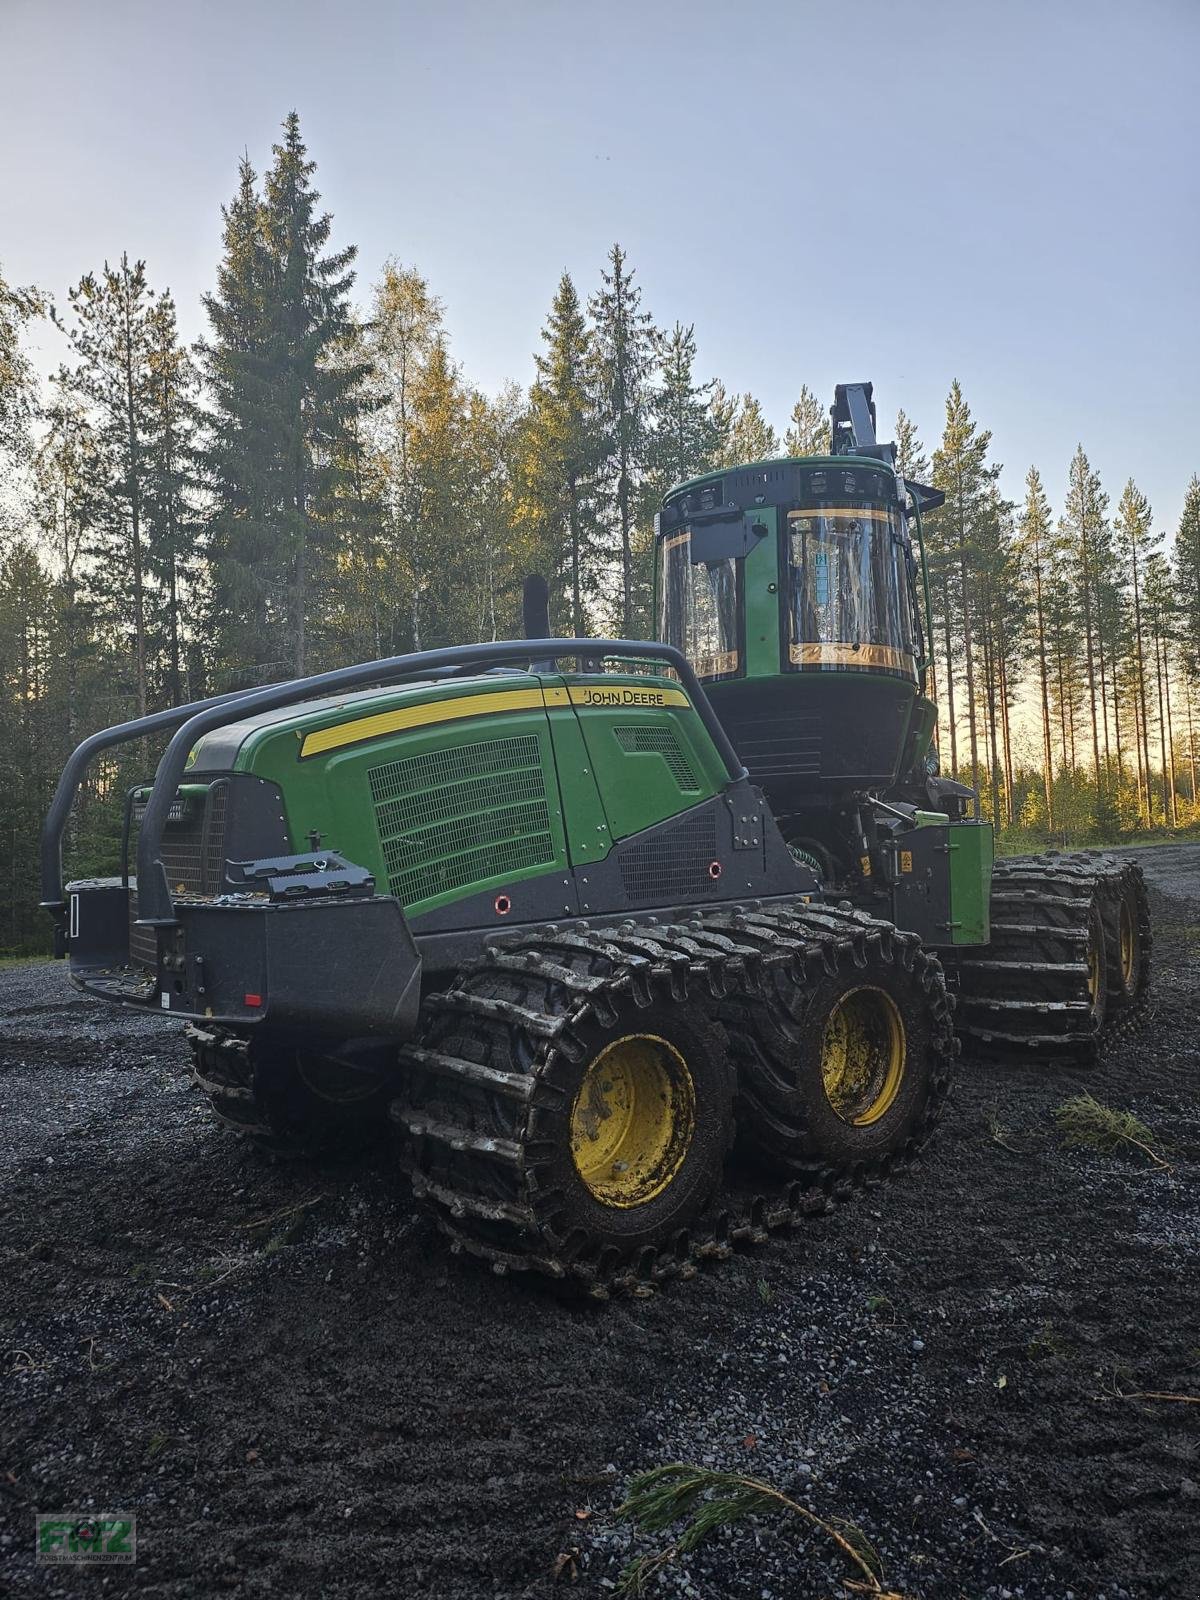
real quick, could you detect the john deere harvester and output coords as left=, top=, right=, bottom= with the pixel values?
left=42, top=383, right=1151, bottom=1295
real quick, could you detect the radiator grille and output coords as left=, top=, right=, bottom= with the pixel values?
left=618, top=809, right=719, bottom=904
left=127, top=784, right=229, bottom=970
left=613, top=725, right=700, bottom=791
left=369, top=735, right=556, bottom=908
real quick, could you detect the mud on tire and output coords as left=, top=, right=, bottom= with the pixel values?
left=722, top=917, right=955, bottom=1188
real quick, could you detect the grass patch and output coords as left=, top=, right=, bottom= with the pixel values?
left=1053, top=1093, right=1167, bottom=1169
left=615, top=1463, right=899, bottom=1596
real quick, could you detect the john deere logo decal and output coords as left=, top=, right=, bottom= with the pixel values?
left=573, top=686, right=681, bottom=709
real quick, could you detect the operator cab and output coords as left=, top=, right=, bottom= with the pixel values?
left=655, top=383, right=943, bottom=811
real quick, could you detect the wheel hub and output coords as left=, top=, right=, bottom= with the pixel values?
left=821, top=987, right=905, bottom=1126
left=569, top=1035, right=695, bottom=1207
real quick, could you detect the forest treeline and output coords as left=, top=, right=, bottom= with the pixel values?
left=1, top=113, right=1197, bottom=951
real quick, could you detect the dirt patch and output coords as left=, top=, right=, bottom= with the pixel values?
left=1, top=847, right=1198, bottom=1598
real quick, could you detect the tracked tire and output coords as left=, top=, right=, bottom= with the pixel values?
left=394, top=903, right=955, bottom=1296
left=950, top=850, right=1150, bottom=1065
left=722, top=916, right=955, bottom=1186
left=187, top=1026, right=396, bottom=1160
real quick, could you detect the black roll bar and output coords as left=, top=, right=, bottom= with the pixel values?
left=42, top=638, right=747, bottom=928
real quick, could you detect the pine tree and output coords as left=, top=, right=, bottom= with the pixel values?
left=1017, top=467, right=1058, bottom=826
left=784, top=384, right=828, bottom=455
left=65, top=254, right=156, bottom=715
left=589, top=245, right=656, bottom=634
left=1114, top=480, right=1161, bottom=824
left=928, top=381, right=1000, bottom=794
left=1175, top=474, right=1200, bottom=684
left=1145, top=551, right=1179, bottom=825
left=1060, top=447, right=1115, bottom=800
left=520, top=273, right=598, bottom=636
left=34, top=375, right=104, bottom=744
left=0, top=265, right=48, bottom=528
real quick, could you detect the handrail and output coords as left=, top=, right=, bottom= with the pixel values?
left=42, top=638, right=747, bottom=926
left=40, top=687, right=252, bottom=914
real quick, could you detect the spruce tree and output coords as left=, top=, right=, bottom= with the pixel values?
left=707, top=382, right=738, bottom=466
left=0, top=265, right=48, bottom=526
left=646, top=322, right=718, bottom=497
left=199, top=156, right=277, bottom=680
left=521, top=273, right=598, bottom=636
left=200, top=116, right=371, bottom=682
left=408, top=338, right=467, bottom=648
left=784, top=384, right=828, bottom=455
left=143, top=292, right=199, bottom=704
left=589, top=245, right=655, bottom=634
left=715, top=393, right=778, bottom=466
left=893, top=409, right=929, bottom=481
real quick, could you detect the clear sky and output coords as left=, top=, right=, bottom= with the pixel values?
left=4, top=0, right=1198, bottom=533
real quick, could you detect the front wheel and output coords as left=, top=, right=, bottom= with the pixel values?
left=396, top=934, right=736, bottom=1289
left=188, top=1027, right=397, bottom=1159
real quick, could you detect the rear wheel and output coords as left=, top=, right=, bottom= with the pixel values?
left=1102, top=862, right=1152, bottom=1012
left=952, top=851, right=1143, bottom=1064
left=726, top=915, right=955, bottom=1187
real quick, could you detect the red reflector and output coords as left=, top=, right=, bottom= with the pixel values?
left=244, top=993, right=263, bottom=1008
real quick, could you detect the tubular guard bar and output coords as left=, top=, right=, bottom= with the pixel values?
left=41, top=639, right=747, bottom=932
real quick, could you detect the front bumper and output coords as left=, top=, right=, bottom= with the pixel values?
left=65, top=877, right=422, bottom=1038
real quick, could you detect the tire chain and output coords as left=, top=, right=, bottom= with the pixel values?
left=393, top=901, right=957, bottom=1299
left=948, top=850, right=1151, bottom=1064
left=185, top=1025, right=312, bottom=1159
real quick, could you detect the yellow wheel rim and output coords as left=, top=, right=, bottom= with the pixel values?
left=821, top=987, right=905, bottom=1126
left=1087, top=924, right=1101, bottom=1005
left=1119, top=901, right=1135, bottom=987
left=569, top=1035, right=695, bottom=1208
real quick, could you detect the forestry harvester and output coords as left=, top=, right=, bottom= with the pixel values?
left=42, top=383, right=1151, bottom=1296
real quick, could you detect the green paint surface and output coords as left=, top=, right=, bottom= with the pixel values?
left=742, top=509, right=781, bottom=677
left=947, top=820, right=994, bottom=944
left=197, top=668, right=727, bottom=916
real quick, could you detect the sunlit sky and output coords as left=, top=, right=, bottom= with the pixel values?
left=5, top=0, right=1198, bottom=534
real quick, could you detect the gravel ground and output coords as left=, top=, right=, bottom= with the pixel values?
left=1, top=845, right=1198, bottom=1599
